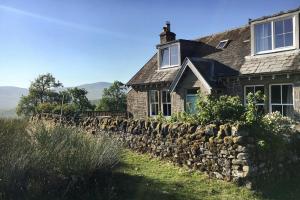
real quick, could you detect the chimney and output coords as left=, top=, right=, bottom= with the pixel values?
left=159, top=21, right=176, bottom=44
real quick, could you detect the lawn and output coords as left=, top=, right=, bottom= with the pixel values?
left=113, top=150, right=258, bottom=200
left=113, top=150, right=300, bottom=200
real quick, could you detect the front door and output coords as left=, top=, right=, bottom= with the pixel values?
left=186, top=89, right=198, bottom=114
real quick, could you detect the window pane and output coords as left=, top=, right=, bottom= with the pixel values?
left=264, top=36, right=272, bottom=50
left=170, top=45, right=179, bottom=66
left=163, top=104, right=168, bottom=116
left=166, top=92, right=171, bottom=103
left=285, top=33, right=293, bottom=47
left=284, top=18, right=293, bottom=33
left=255, top=22, right=272, bottom=52
left=167, top=104, right=171, bottom=116
left=257, top=105, right=265, bottom=114
left=275, top=34, right=284, bottom=48
left=272, top=105, right=282, bottom=114
left=282, top=85, right=293, bottom=104
left=162, top=91, right=166, bottom=103
left=245, top=87, right=254, bottom=104
left=283, top=105, right=293, bottom=117
left=161, top=48, right=169, bottom=66
left=271, top=85, right=281, bottom=104
left=151, top=104, right=157, bottom=115
left=255, top=86, right=264, bottom=104
left=275, top=20, right=284, bottom=35
left=264, top=22, right=271, bottom=37
left=150, top=91, right=158, bottom=103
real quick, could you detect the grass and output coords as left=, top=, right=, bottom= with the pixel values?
left=113, top=150, right=300, bottom=200
left=113, top=150, right=259, bottom=200
left=0, top=118, right=121, bottom=200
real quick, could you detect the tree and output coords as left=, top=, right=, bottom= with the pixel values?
left=68, top=87, right=93, bottom=111
left=96, top=81, right=127, bottom=112
left=29, top=73, right=62, bottom=104
left=16, top=94, right=37, bottom=116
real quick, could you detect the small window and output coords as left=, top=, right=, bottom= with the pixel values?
left=244, top=85, right=265, bottom=113
left=216, top=40, right=230, bottom=49
left=270, top=84, right=293, bottom=116
left=161, top=91, right=171, bottom=116
left=149, top=90, right=159, bottom=116
left=160, top=44, right=179, bottom=68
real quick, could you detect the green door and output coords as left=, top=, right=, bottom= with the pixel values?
left=186, top=89, right=198, bottom=114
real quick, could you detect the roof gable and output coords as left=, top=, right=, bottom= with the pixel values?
left=169, top=58, right=212, bottom=93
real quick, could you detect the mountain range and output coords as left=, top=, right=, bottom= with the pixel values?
left=0, top=82, right=112, bottom=117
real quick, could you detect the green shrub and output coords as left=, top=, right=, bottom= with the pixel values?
left=261, top=112, right=295, bottom=135
left=36, top=102, right=57, bottom=114
left=0, top=118, right=121, bottom=199
left=244, top=91, right=265, bottom=125
left=52, top=103, right=77, bottom=116
left=196, top=93, right=245, bottom=124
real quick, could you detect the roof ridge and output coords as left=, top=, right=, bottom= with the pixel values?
left=193, top=24, right=249, bottom=41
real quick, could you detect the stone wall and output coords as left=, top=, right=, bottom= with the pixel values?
left=32, top=114, right=300, bottom=188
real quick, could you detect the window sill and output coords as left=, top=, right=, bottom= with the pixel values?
left=254, top=46, right=296, bottom=56
left=159, top=65, right=180, bottom=70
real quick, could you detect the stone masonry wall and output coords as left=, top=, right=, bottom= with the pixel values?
left=32, top=114, right=300, bottom=188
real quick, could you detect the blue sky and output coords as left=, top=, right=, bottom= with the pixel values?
left=0, top=0, right=299, bottom=88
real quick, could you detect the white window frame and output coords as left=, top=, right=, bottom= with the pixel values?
left=161, top=90, right=171, bottom=116
left=269, top=83, right=294, bottom=115
left=159, top=43, right=180, bottom=69
left=149, top=90, right=159, bottom=116
left=216, top=39, right=229, bottom=49
left=251, top=13, right=299, bottom=55
left=243, top=85, right=265, bottom=107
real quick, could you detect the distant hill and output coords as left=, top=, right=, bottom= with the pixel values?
left=75, top=82, right=112, bottom=100
left=0, top=86, right=28, bottom=110
left=0, top=82, right=112, bottom=115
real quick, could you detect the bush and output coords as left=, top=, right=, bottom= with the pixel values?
left=0, top=118, right=121, bottom=199
left=196, top=93, right=245, bottom=124
left=261, top=112, right=295, bottom=135
left=36, top=102, right=57, bottom=114
left=52, top=104, right=77, bottom=116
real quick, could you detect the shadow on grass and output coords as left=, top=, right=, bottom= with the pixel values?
left=254, top=166, right=300, bottom=200
left=110, top=172, right=184, bottom=200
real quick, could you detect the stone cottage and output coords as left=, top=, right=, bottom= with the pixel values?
left=127, top=7, right=300, bottom=119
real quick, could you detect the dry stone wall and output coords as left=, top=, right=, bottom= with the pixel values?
left=32, top=114, right=300, bottom=187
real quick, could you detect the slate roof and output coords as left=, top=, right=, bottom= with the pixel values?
left=127, top=54, right=180, bottom=86
left=240, top=50, right=300, bottom=74
left=127, top=7, right=300, bottom=86
left=127, top=26, right=251, bottom=86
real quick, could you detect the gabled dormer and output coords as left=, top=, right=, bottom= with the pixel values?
left=250, top=8, right=300, bottom=55
left=156, top=22, right=181, bottom=69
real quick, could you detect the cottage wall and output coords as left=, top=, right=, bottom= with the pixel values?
left=127, top=88, right=148, bottom=119
left=223, top=73, right=300, bottom=120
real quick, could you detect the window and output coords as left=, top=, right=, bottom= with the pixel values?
left=255, top=22, right=272, bottom=52
left=161, top=91, right=171, bottom=116
left=149, top=90, right=159, bottom=116
left=274, top=18, right=293, bottom=48
left=160, top=44, right=179, bottom=68
left=244, top=85, right=265, bottom=113
left=216, top=39, right=230, bottom=49
left=270, top=84, right=293, bottom=116
left=254, top=16, right=295, bottom=54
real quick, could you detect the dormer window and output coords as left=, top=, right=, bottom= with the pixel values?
left=253, top=15, right=296, bottom=54
left=160, top=44, right=179, bottom=68
left=216, top=39, right=230, bottom=49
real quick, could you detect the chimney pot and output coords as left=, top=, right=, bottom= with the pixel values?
left=159, top=21, right=176, bottom=44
